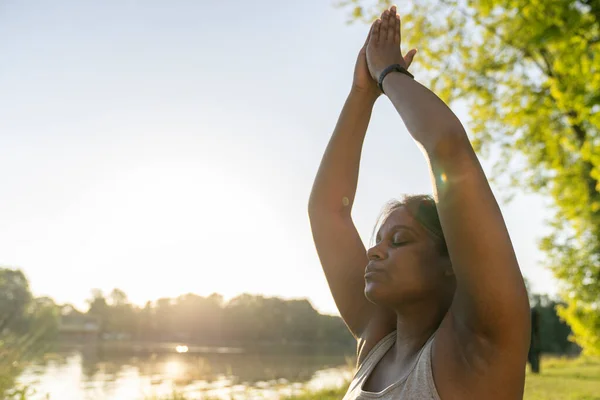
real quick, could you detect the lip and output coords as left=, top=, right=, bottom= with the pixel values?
left=364, top=271, right=381, bottom=280
left=365, top=263, right=386, bottom=279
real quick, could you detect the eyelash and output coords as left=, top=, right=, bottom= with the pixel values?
left=374, top=237, right=409, bottom=247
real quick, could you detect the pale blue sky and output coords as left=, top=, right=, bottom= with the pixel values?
left=0, top=0, right=556, bottom=315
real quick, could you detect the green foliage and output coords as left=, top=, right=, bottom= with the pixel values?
left=345, top=0, right=600, bottom=354
left=531, top=294, right=577, bottom=354
left=557, top=299, right=600, bottom=356
left=0, top=267, right=60, bottom=399
left=283, top=385, right=349, bottom=400
left=145, top=390, right=190, bottom=400
left=0, top=269, right=32, bottom=335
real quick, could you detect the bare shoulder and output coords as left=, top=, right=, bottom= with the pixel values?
left=431, top=310, right=528, bottom=399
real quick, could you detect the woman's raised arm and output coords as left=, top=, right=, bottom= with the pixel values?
left=310, top=26, right=399, bottom=338
left=308, top=87, right=376, bottom=339
left=365, top=4, right=530, bottom=381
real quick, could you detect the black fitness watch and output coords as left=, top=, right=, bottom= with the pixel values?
left=378, top=64, right=414, bottom=93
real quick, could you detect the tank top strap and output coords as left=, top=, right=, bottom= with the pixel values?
left=356, top=331, right=397, bottom=374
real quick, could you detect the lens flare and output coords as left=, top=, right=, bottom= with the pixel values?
left=175, top=345, right=189, bottom=353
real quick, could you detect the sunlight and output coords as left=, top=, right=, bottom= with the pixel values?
left=175, top=345, right=189, bottom=353
left=164, top=360, right=184, bottom=378
left=58, top=158, right=289, bottom=303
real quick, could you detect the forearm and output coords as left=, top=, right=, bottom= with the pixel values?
left=381, top=72, right=465, bottom=153
left=309, top=89, right=378, bottom=217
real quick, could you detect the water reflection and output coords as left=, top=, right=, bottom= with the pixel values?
left=18, top=344, right=355, bottom=400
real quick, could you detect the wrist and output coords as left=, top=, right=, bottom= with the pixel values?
left=349, top=85, right=380, bottom=103
left=380, top=70, right=413, bottom=94
left=380, top=66, right=413, bottom=94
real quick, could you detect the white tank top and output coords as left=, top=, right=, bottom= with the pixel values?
left=342, top=331, right=441, bottom=400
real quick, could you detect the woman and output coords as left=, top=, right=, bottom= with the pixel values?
left=308, top=6, right=530, bottom=400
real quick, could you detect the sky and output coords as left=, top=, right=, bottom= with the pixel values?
left=0, top=0, right=557, bottom=315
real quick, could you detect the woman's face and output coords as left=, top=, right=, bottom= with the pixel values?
left=365, top=206, right=454, bottom=308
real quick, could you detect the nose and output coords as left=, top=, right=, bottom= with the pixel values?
left=367, top=244, right=386, bottom=261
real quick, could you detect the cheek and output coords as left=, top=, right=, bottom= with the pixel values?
left=389, top=247, right=422, bottom=272
left=389, top=247, right=440, bottom=282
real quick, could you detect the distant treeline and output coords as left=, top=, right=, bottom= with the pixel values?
left=0, top=267, right=353, bottom=349
left=81, top=288, right=354, bottom=347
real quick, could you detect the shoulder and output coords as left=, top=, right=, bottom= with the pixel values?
left=357, top=325, right=396, bottom=366
left=356, top=309, right=396, bottom=366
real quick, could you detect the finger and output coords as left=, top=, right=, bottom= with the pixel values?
left=395, top=14, right=400, bottom=43
left=387, top=6, right=397, bottom=42
left=404, top=49, right=417, bottom=68
left=373, top=19, right=381, bottom=43
left=398, top=13, right=402, bottom=44
left=363, top=23, right=374, bottom=48
left=380, top=9, right=390, bottom=42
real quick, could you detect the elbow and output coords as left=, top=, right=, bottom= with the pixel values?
left=308, top=193, right=327, bottom=220
left=307, top=191, right=321, bottom=216
left=424, top=128, right=472, bottom=162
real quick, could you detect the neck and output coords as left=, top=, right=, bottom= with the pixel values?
left=391, top=298, right=448, bottom=360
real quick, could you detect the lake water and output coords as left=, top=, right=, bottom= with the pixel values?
left=17, top=343, right=356, bottom=400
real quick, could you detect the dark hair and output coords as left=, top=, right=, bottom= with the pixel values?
left=370, top=194, right=448, bottom=256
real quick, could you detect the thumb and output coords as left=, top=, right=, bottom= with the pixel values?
left=362, top=24, right=374, bottom=49
left=404, top=48, right=417, bottom=69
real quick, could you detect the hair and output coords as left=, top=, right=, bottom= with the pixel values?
left=370, top=194, right=448, bottom=257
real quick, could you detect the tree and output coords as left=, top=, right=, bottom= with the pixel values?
left=0, top=268, right=59, bottom=398
left=87, top=289, right=109, bottom=334
left=531, top=294, right=578, bottom=354
left=343, top=0, right=600, bottom=354
left=0, top=268, right=32, bottom=335
left=109, top=288, right=128, bottom=307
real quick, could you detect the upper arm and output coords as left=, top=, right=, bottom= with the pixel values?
left=308, top=209, right=376, bottom=338
left=431, top=137, right=530, bottom=343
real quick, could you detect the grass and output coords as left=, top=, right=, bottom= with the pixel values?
left=148, top=356, right=600, bottom=399
left=282, top=386, right=347, bottom=400
left=523, top=356, right=600, bottom=400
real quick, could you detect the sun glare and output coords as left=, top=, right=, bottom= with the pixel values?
left=66, top=159, right=289, bottom=302
left=164, top=360, right=184, bottom=378
left=175, top=345, right=189, bottom=353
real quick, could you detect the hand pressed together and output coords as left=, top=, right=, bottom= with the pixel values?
left=365, top=6, right=417, bottom=84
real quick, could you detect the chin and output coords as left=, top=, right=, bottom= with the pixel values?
left=365, top=281, right=422, bottom=307
left=364, top=281, right=389, bottom=306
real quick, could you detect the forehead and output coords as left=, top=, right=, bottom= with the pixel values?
left=376, top=206, right=421, bottom=237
